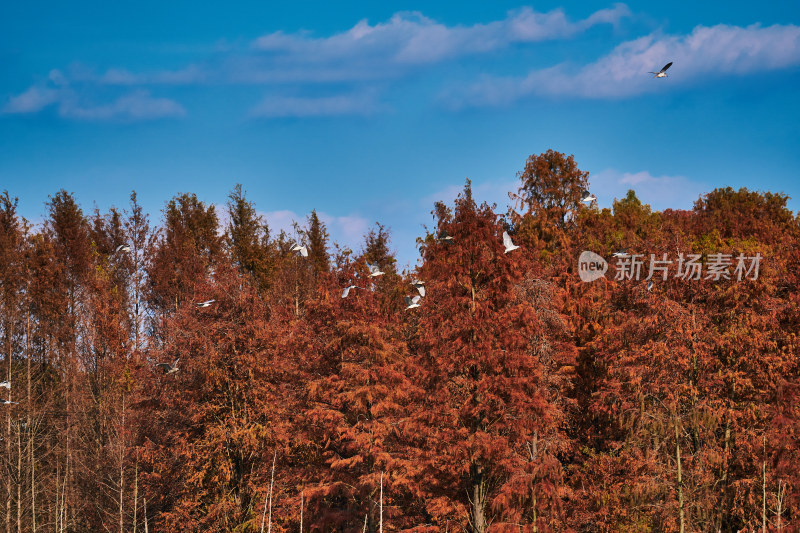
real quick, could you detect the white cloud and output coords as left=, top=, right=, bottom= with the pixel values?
left=2, top=81, right=186, bottom=121
left=250, top=5, right=630, bottom=72
left=249, top=90, right=384, bottom=118
left=60, top=90, right=186, bottom=120
left=14, top=6, right=628, bottom=96
left=590, top=168, right=707, bottom=210
left=450, top=22, right=800, bottom=106
left=2, top=5, right=633, bottom=120
left=3, top=86, right=60, bottom=113
left=263, top=209, right=370, bottom=251
left=423, top=178, right=518, bottom=212
left=48, top=69, right=69, bottom=86
left=325, top=213, right=371, bottom=245
left=97, top=65, right=206, bottom=85
left=263, top=209, right=300, bottom=237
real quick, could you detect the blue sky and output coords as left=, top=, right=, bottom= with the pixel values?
left=2, top=1, right=799, bottom=269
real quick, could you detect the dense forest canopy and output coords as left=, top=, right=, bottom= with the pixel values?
left=1, top=150, right=798, bottom=532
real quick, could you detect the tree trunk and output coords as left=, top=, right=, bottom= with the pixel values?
left=5, top=320, right=13, bottom=533
left=119, top=396, right=126, bottom=533
left=470, top=284, right=476, bottom=314
left=470, top=464, right=488, bottom=533
left=55, top=464, right=59, bottom=533
left=27, top=312, right=35, bottom=533
left=16, top=426, right=21, bottom=533
left=762, top=436, right=767, bottom=533
left=261, top=450, right=276, bottom=533
left=675, top=419, right=685, bottom=533
left=776, top=479, right=785, bottom=531
left=133, top=458, right=138, bottom=533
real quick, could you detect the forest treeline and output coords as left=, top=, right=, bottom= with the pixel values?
left=0, top=150, right=798, bottom=532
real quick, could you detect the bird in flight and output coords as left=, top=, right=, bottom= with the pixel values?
left=612, top=250, right=629, bottom=258
left=581, top=190, right=596, bottom=204
left=1, top=399, right=18, bottom=406
left=411, top=280, right=425, bottom=297
left=156, top=358, right=180, bottom=375
left=342, top=285, right=362, bottom=298
left=649, top=62, right=673, bottom=78
left=115, top=244, right=131, bottom=254
left=291, top=243, right=308, bottom=257
left=436, top=230, right=454, bottom=242
left=0, top=381, right=9, bottom=390
left=367, top=262, right=385, bottom=278
left=404, top=295, right=421, bottom=310
left=195, top=300, right=216, bottom=308
left=502, top=231, right=520, bottom=254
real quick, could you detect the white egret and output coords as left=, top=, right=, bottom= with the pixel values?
left=411, top=280, right=425, bottom=297
left=580, top=190, right=596, bottom=204
left=291, top=243, right=308, bottom=257
left=436, top=231, right=454, bottom=242
left=502, top=231, right=520, bottom=254
left=342, top=285, right=362, bottom=298
left=367, top=262, right=385, bottom=278
left=156, top=358, right=180, bottom=375
left=404, top=295, right=421, bottom=310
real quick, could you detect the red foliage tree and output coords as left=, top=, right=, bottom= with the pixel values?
left=403, top=183, right=571, bottom=532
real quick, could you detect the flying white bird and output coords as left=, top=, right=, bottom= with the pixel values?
left=342, top=285, right=362, bottom=298
left=367, top=262, right=384, bottom=278
left=291, top=243, right=308, bottom=257
left=195, top=300, right=216, bottom=308
left=436, top=231, right=454, bottom=242
left=612, top=250, right=629, bottom=258
left=502, top=231, right=520, bottom=254
left=581, top=190, right=596, bottom=204
left=156, top=358, right=180, bottom=375
left=115, top=244, right=131, bottom=254
left=0, top=381, right=9, bottom=390
left=404, top=295, right=421, bottom=310
left=649, top=61, right=673, bottom=78
left=411, top=280, right=425, bottom=297
left=0, top=399, right=18, bottom=406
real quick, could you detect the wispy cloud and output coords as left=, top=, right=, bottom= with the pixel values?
left=423, top=178, right=519, bottom=212
left=327, top=213, right=371, bottom=245
left=10, top=8, right=798, bottom=120
left=96, top=65, right=206, bottom=85
left=249, top=89, right=384, bottom=118
left=60, top=90, right=186, bottom=120
left=251, top=5, right=630, bottom=71
left=449, top=22, right=800, bottom=106
left=24, top=5, right=631, bottom=93
left=2, top=5, right=633, bottom=121
left=3, top=86, right=60, bottom=114
left=263, top=209, right=370, bottom=250
left=3, top=70, right=186, bottom=121
left=590, top=168, right=708, bottom=210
